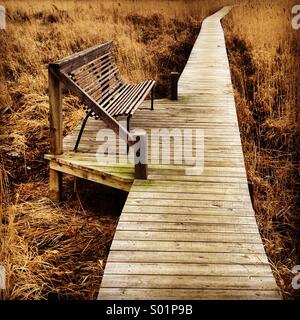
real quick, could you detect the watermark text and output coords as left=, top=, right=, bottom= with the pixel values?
left=292, top=5, right=300, bottom=29
left=0, top=5, right=5, bottom=29
left=95, top=123, right=204, bottom=176
left=292, top=265, right=300, bottom=290
left=0, top=265, right=5, bottom=290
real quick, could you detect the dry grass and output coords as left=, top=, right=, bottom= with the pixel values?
left=0, top=177, right=125, bottom=300
left=0, top=0, right=224, bottom=178
left=0, top=0, right=299, bottom=299
left=0, top=0, right=227, bottom=300
left=223, top=0, right=300, bottom=299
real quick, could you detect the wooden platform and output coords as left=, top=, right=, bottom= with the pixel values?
left=46, top=6, right=281, bottom=299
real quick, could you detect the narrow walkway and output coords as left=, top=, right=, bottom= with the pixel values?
left=91, top=7, right=281, bottom=300
left=96, top=6, right=281, bottom=300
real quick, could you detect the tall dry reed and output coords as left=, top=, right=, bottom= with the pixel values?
left=223, top=0, right=300, bottom=298
left=1, top=0, right=299, bottom=299
left=0, top=0, right=227, bottom=299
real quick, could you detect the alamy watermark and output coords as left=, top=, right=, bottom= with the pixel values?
left=0, top=5, right=5, bottom=30
left=95, top=122, right=204, bottom=175
left=0, top=265, right=5, bottom=290
left=292, top=265, right=300, bottom=290
left=292, top=5, right=300, bottom=29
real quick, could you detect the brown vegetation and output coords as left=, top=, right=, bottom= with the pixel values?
left=0, top=0, right=299, bottom=299
left=0, top=0, right=224, bottom=299
left=223, top=0, right=300, bottom=299
left=0, top=0, right=220, bottom=182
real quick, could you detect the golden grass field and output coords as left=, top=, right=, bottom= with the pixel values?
left=224, top=1, right=300, bottom=298
left=0, top=0, right=299, bottom=299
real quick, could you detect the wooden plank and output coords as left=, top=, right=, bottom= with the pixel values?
left=49, top=161, right=132, bottom=192
left=98, top=288, right=281, bottom=300
left=119, top=213, right=257, bottom=225
left=110, top=240, right=266, bottom=254
left=124, top=199, right=253, bottom=209
left=48, top=66, right=63, bottom=202
left=100, top=275, right=277, bottom=290
left=113, top=230, right=263, bottom=243
left=108, top=250, right=269, bottom=264
left=126, top=192, right=251, bottom=202
left=117, top=221, right=259, bottom=233
left=51, top=41, right=112, bottom=74
left=122, top=205, right=255, bottom=216
left=130, top=185, right=249, bottom=194
left=104, top=262, right=272, bottom=276
left=49, top=157, right=134, bottom=182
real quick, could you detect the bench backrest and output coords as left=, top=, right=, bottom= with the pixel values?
left=68, top=50, right=123, bottom=108
left=49, top=41, right=134, bottom=145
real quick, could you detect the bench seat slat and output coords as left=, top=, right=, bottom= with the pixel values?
left=125, top=80, right=155, bottom=116
left=92, top=80, right=124, bottom=103
left=86, top=76, right=120, bottom=102
left=111, top=82, right=147, bottom=116
left=95, top=82, right=128, bottom=110
left=86, top=81, right=125, bottom=115
left=105, top=83, right=143, bottom=115
left=101, top=84, right=135, bottom=113
left=114, top=81, right=153, bottom=116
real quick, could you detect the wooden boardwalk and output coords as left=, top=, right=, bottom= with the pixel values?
left=47, top=7, right=281, bottom=299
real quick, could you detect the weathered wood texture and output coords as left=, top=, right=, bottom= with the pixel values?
left=97, top=6, right=281, bottom=300
left=48, top=40, right=155, bottom=199
left=49, top=41, right=154, bottom=148
left=47, top=6, right=280, bottom=299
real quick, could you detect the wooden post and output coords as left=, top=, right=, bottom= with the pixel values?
left=170, top=71, right=179, bottom=100
left=48, top=66, right=63, bottom=201
left=151, top=86, right=154, bottom=111
left=49, top=169, right=63, bottom=202
left=49, top=66, right=63, bottom=155
left=133, top=130, right=148, bottom=180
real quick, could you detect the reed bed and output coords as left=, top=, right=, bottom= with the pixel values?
left=0, top=0, right=299, bottom=299
left=223, top=0, right=300, bottom=299
left=0, top=0, right=225, bottom=299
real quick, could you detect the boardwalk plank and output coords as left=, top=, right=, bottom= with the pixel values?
left=98, top=288, right=280, bottom=300
left=108, top=251, right=269, bottom=264
left=46, top=6, right=281, bottom=299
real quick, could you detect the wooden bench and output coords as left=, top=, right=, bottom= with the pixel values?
left=48, top=41, right=155, bottom=152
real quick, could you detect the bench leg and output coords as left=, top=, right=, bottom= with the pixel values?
left=49, top=169, right=63, bottom=202
left=151, top=87, right=154, bottom=110
left=74, top=111, right=92, bottom=152
left=126, top=115, right=132, bottom=154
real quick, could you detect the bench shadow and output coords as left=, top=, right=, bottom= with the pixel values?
left=63, top=175, right=128, bottom=217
